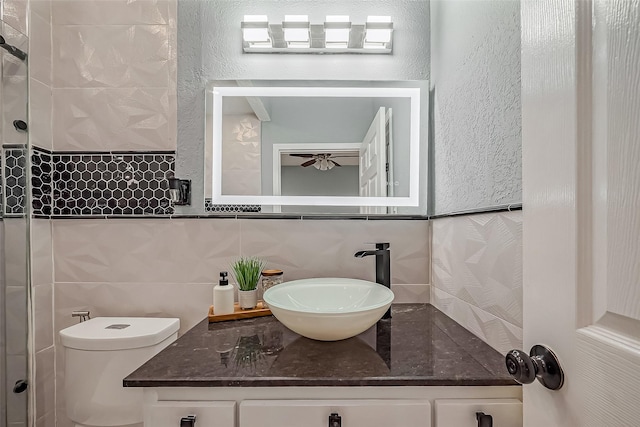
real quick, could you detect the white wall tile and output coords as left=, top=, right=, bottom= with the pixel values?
left=53, top=219, right=430, bottom=286
left=52, top=87, right=175, bottom=151
left=239, top=219, right=371, bottom=281
left=432, top=211, right=523, bottom=327
left=29, top=3, right=52, bottom=86
left=4, top=219, right=28, bottom=287
left=432, top=287, right=522, bottom=355
left=52, top=25, right=170, bottom=88
left=54, top=345, right=70, bottom=427
left=166, top=0, right=177, bottom=100
left=30, top=0, right=51, bottom=22
left=52, top=0, right=170, bottom=25
left=31, top=219, right=53, bottom=286
left=5, top=286, right=27, bottom=356
left=2, top=0, right=27, bottom=35
left=35, top=347, right=55, bottom=421
left=221, top=115, right=261, bottom=196
left=36, top=411, right=56, bottom=427
left=52, top=219, right=241, bottom=283
left=392, top=284, right=430, bottom=304
left=34, top=284, right=53, bottom=352
left=54, top=282, right=212, bottom=336
left=29, top=79, right=53, bottom=150
left=6, top=355, right=27, bottom=424
left=1, top=56, right=28, bottom=146
left=239, top=219, right=430, bottom=285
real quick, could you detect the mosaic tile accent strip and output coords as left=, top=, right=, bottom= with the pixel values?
left=32, top=147, right=53, bottom=216
left=52, top=153, right=175, bottom=216
left=3, top=145, right=27, bottom=216
left=204, top=199, right=261, bottom=213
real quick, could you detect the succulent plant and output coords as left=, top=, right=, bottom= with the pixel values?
left=231, top=256, right=266, bottom=291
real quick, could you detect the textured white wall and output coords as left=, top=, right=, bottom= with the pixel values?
left=177, top=0, right=430, bottom=213
left=430, top=0, right=521, bottom=215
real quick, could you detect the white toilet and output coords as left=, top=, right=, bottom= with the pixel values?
left=59, top=317, right=180, bottom=427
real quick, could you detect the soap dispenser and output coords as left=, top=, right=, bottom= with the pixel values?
left=213, top=271, right=235, bottom=315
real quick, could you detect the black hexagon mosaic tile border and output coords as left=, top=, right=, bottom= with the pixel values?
left=26, top=147, right=176, bottom=217
left=32, top=147, right=52, bottom=215
left=3, top=145, right=27, bottom=216
left=52, top=152, right=175, bottom=216
left=204, top=199, right=261, bottom=213
left=9, top=147, right=262, bottom=217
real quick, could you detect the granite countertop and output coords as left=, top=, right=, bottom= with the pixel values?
left=124, top=304, right=518, bottom=387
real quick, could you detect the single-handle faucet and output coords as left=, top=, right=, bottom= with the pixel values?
left=354, top=242, right=391, bottom=319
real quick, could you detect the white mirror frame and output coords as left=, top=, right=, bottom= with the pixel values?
left=211, top=86, right=421, bottom=207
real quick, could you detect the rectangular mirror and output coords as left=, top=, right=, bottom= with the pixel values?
left=204, top=80, right=428, bottom=215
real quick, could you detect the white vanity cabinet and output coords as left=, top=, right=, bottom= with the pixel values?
left=240, top=399, right=431, bottom=427
left=144, top=401, right=236, bottom=427
left=143, top=386, right=521, bottom=427
left=434, top=399, right=522, bottom=427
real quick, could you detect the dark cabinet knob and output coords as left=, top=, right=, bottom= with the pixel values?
left=505, top=344, right=564, bottom=390
left=180, top=415, right=196, bottom=427
left=329, top=412, right=341, bottom=427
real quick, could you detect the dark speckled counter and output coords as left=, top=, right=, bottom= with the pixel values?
left=124, top=304, right=518, bottom=387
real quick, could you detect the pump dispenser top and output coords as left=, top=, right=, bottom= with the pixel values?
left=219, top=271, right=229, bottom=286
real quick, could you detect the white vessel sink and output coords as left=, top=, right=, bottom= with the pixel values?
left=263, top=278, right=394, bottom=341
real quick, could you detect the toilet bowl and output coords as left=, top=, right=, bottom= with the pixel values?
left=60, top=317, right=180, bottom=427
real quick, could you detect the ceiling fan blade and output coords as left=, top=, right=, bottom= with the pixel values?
left=289, top=153, right=315, bottom=158
left=331, top=160, right=342, bottom=167
left=330, top=155, right=358, bottom=158
left=301, top=159, right=317, bottom=167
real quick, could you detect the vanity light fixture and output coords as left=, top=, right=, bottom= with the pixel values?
left=283, top=15, right=310, bottom=48
left=364, top=16, right=393, bottom=49
left=324, top=15, right=351, bottom=49
left=241, top=15, right=272, bottom=49
left=241, top=15, right=392, bottom=54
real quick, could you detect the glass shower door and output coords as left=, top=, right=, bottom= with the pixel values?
left=0, top=19, right=30, bottom=427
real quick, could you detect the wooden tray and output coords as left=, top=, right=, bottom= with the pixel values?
left=208, top=301, right=272, bottom=323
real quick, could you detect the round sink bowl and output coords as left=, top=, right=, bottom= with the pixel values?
left=263, top=278, right=394, bottom=341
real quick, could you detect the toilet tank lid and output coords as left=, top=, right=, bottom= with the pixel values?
left=59, top=317, right=180, bottom=351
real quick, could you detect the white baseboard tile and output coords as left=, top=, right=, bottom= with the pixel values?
left=432, top=287, right=522, bottom=355
left=391, top=284, right=430, bottom=303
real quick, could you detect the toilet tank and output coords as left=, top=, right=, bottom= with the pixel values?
left=60, top=317, right=180, bottom=427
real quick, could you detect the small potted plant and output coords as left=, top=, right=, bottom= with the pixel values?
left=231, top=256, right=265, bottom=309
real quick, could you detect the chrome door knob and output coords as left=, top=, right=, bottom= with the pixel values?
left=505, top=344, right=564, bottom=390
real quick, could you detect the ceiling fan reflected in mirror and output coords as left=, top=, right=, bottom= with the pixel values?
left=288, top=153, right=358, bottom=171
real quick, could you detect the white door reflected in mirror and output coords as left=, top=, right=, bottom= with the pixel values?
left=204, top=82, right=426, bottom=211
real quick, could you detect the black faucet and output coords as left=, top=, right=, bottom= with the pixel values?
left=354, top=242, right=391, bottom=319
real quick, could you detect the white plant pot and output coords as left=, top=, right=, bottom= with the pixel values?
left=238, top=289, right=258, bottom=309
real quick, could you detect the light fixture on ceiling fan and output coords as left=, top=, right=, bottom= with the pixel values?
left=288, top=153, right=357, bottom=171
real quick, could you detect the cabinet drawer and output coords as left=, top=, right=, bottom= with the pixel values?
left=145, top=401, right=235, bottom=427
left=434, top=399, right=522, bottom=427
left=240, top=399, right=431, bottom=427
